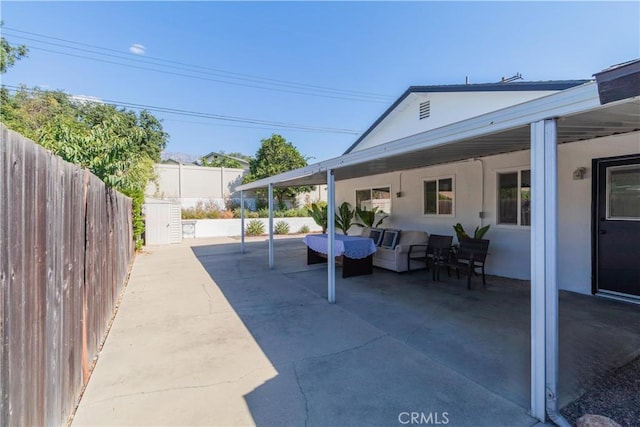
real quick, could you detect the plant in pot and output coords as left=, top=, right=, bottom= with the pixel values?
left=309, top=202, right=328, bottom=233
left=353, top=206, right=388, bottom=229
left=453, top=223, right=490, bottom=241
left=334, top=202, right=355, bottom=235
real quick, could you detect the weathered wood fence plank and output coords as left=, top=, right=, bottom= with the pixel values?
left=0, top=124, right=134, bottom=426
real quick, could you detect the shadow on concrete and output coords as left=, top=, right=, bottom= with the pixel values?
left=191, top=237, right=639, bottom=427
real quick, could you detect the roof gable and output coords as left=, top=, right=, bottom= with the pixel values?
left=344, top=80, right=590, bottom=154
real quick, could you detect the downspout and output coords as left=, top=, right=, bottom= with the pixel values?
left=547, top=392, right=570, bottom=427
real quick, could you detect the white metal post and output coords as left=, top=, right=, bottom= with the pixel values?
left=240, top=190, right=245, bottom=254
left=268, top=183, right=274, bottom=269
left=530, top=119, right=559, bottom=423
left=543, top=119, right=563, bottom=425
left=531, top=120, right=546, bottom=422
left=327, top=169, right=336, bottom=304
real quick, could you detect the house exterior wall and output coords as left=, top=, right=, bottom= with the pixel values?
left=336, top=131, right=639, bottom=295
left=353, top=91, right=560, bottom=152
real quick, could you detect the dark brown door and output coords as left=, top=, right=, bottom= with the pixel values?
left=593, top=155, right=640, bottom=300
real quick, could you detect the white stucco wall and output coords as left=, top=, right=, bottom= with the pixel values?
left=353, top=91, right=560, bottom=152
left=336, top=131, right=640, bottom=294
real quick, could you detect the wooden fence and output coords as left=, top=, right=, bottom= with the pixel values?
left=0, top=124, right=134, bottom=426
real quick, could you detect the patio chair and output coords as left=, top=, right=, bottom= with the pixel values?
left=442, top=238, right=490, bottom=289
left=408, top=234, right=453, bottom=280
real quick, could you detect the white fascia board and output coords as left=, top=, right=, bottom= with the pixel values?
left=236, top=166, right=327, bottom=190
left=236, top=82, right=601, bottom=191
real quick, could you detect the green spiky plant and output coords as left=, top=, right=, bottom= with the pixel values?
left=274, top=220, right=290, bottom=235
left=334, top=202, right=355, bottom=235
left=309, top=202, right=328, bottom=233
left=354, top=206, right=388, bottom=228
left=453, top=223, right=490, bottom=241
left=246, top=219, right=265, bottom=236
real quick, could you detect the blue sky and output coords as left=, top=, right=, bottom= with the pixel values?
left=2, top=1, right=639, bottom=163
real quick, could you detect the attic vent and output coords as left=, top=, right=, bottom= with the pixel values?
left=419, top=101, right=431, bottom=120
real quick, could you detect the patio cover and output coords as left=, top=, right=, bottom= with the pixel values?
left=236, top=77, right=640, bottom=425
left=237, top=82, right=639, bottom=191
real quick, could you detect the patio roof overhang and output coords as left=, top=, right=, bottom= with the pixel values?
left=237, top=82, right=640, bottom=190
left=237, top=71, right=639, bottom=425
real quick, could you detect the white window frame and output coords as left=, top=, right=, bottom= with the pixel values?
left=422, top=175, right=455, bottom=217
left=355, top=185, right=392, bottom=214
left=606, top=164, right=640, bottom=221
left=496, top=168, right=531, bottom=228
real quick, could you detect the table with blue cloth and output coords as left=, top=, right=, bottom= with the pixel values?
left=302, top=234, right=377, bottom=278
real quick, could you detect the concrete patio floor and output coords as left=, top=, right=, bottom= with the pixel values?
left=71, top=236, right=639, bottom=427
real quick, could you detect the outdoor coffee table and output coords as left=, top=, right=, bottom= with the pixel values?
left=302, top=234, right=377, bottom=278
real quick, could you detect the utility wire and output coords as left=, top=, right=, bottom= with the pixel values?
left=2, top=84, right=363, bottom=135
left=20, top=44, right=389, bottom=104
left=3, top=27, right=395, bottom=102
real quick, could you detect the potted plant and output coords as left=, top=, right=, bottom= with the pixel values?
left=334, top=202, right=355, bottom=235
left=353, top=206, right=388, bottom=228
left=453, top=223, right=490, bottom=241
left=309, top=202, right=328, bottom=233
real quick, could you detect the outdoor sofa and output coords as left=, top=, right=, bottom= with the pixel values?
left=360, top=227, right=429, bottom=273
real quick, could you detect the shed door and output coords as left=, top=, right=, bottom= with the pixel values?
left=145, top=204, right=172, bottom=245
left=593, top=155, right=640, bottom=300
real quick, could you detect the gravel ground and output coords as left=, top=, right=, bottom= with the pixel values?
left=561, top=355, right=640, bottom=427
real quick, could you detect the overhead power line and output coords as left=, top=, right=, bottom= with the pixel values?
left=2, top=85, right=363, bottom=135
left=3, top=27, right=395, bottom=103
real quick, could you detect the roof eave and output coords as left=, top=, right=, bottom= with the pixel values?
left=237, top=82, right=605, bottom=191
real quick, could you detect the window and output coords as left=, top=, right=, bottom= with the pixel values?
left=355, top=187, right=391, bottom=213
left=607, top=165, right=640, bottom=220
left=497, top=170, right=530, bottom=226
left=423, top=177, right=454, bottom=215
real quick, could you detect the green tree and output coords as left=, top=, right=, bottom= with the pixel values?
left=0, top=22, right=28, bottom=73
left=201, top=151, right=250, bottom=168
left=0, top=87, right=168, bottom=249
left=243, top=134, right=313, bottom=208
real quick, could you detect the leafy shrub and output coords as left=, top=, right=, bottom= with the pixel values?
left=286, top=207, right=310, bottom=217
left=298, top=224, right=310, bottom=234
left=181, top=200, right=224, bottom=219
left=255, top=198, right=268, bottom=211
left=274, top=221, right=290, bottom=235
left=225, top=197, right=241, bottom=211
left=246, top=219, right=265, bottom=236
left=257, top=208, right=270, bottom=218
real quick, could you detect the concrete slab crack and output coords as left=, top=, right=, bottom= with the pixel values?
left=300, top=334, right=388, bottom=363
left=293, top=361, right=310, bottom=427
left=85, top=366, right=268, bottom=406
left=200, top=282, right=213, bottom=314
